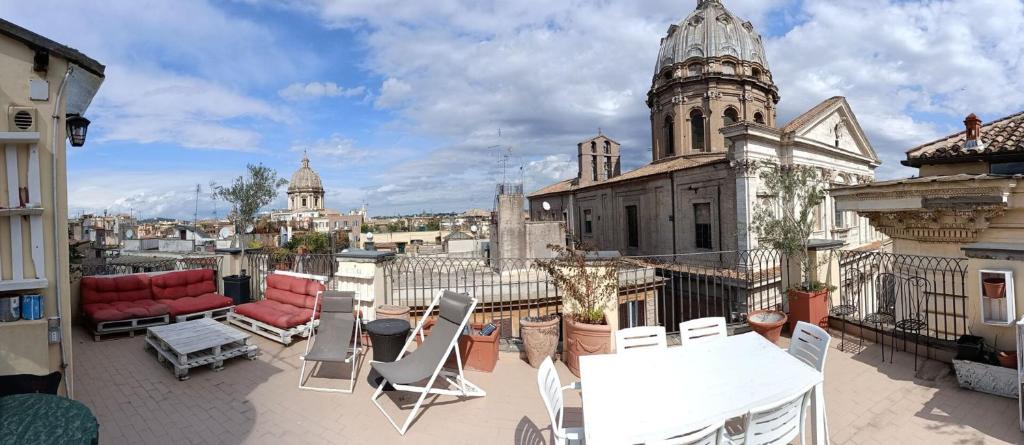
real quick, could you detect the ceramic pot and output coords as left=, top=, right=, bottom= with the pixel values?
left=984, top=278, right=1006, bottom=299
left=563, top=316, right=611, bottom=377
left=748, top=310, right=787, bottom=344
left=520, top=314, right=560, bottom=368
left=997, top=351, right=1017, bottom=369
left=787, top=288, right=830, bottom=331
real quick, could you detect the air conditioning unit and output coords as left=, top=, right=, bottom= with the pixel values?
left=8, top=106, right=38, bottom=132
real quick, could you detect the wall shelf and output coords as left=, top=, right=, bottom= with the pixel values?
left=0, top=207, right=43, bottom=216
left=0, top=132, right=40, bottom=143
left=0, top=278, right=48, bottom=292
left=0, top=318, right=46, bottom=328
left=981, top=269, right=1016, bottom=326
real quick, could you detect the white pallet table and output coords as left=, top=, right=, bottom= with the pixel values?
left=174, top=306, right=234, bottom=323
left=144, top=318, right=258, bottom=380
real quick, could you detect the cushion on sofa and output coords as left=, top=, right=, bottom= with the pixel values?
left=264, top=274, right=325, bottom=310
left=151, top=269, right=217, bottom=300
left=234, top=300, right=314, bottom=329
left=157, top=293, right=233, bottom=317
left=80, top=274, right=153, bottom=306
left=82, top=300, right=169, bottom=323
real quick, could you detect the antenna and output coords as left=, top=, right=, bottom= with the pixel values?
left=193, top=184, right=201, bottom=250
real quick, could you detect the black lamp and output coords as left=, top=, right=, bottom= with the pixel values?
left=65, top=114, right=90, bottom=147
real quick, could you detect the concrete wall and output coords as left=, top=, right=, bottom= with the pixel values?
left=0, top=36, right=77, bottom=389
left=493, top=193, right=526, bottom=261
left=525, top=221, right=565, bottom=259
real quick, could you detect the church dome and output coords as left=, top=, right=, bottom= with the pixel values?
left=288, top=154, right=323, bottom=192
left=655, top=0, right=770, bottom=75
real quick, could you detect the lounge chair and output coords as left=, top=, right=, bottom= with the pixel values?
left=370, top=290, right=486, bottom=435
left=298, top=290, right=361, bottom=393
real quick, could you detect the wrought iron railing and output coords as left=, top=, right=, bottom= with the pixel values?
left=80, top=255, right=223, bottom=277
left=244, top=252, right=338, bottom=300
left=837, top=250, right=968, bottom=344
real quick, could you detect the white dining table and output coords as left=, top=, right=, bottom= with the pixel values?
left=579, top=332, right=827, bottom=445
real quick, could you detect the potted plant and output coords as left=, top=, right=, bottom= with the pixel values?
left=984, top=276, right=1006, bottom=299
left=748, top=309, right=788, bottom=344
left=520, top=314, right=560, bottom=368
left=417, top=319, right=501, bottom=372
left=268, top=247, right=292, bottom=270
left=212, top=164, right=288, bottom=268
left=538, top=245, right=618, bottom=377
left=752, top=163, right=832, bottom=331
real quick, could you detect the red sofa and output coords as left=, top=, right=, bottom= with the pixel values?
left=229, top=272, right=326, bottom=344
left=80, top=269, right=233, bottom=340
left=151, top=269, right=233, bottom=321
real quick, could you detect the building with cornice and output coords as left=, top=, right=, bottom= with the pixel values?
left=271, top=153, right=362, bottom=244
left=528, top=0, right=884, bottom=255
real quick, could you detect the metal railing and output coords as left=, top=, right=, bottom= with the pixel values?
left=80, top=255, right=223, bottom=277
left=837, top=250, right=968, bottom=344
left=244, top=252, right=338, bottom=301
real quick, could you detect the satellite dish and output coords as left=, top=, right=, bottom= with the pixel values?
left=542, top=201, right=551, bottom=211
left=470, top=225, right=478, bottom=233
left=366, top=232, right=374, bottom=241
left=125, top=229, right=135, bottom=239
left=218, top=227, right=231, bottom=240
left=244, top=224, right=255, bottom=234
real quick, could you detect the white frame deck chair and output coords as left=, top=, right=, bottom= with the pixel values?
left=370, top=290, right=486, bottom=435
left=537, top=356, right=583, bottom=445
left=298, top=290, right=361, bottom=393
left=678, top=317, right=727, bottom=345
left=615, top=326, right=667, bottom=353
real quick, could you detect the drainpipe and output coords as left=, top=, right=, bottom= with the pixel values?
left=51, top=65, right=73, bottom=397
left=670, top=173, right=677, bottom=255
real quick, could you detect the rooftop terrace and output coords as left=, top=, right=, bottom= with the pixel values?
left=72, top=326, right=1022, bottom=445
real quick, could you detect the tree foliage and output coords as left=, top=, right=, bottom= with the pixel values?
left=287, top=232, right=331, bottom=254
left=751, top=163, right=828, bottom=291
left=212, top=164, right=287, bottom=230
left=537, top=244, right=618, bottom=324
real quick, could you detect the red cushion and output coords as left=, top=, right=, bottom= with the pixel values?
left=80, top=274, right=153, bottom=305
left=82, top=300, right=169, bottom=323
left=235, top=300, right=313, bottom=329
left=156, top=293, right=233, bottom=317
left=264, top=274, right=324, bottom=310
left=150, top=269, right=217, bottom=300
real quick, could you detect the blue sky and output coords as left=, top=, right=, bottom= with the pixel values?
left=3, top=0, right=1023, bottom=219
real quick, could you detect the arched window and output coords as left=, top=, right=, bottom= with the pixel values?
left=690, top=109, right=705, bottom=152
left=723, top=107, right=739, bottom=125
left=591, top=141, right=597, bottom=152
left=604, top=141, right=611, bottom=154
left=663, top=115, right=676, bottom=156
left=687, top=64, right=703, bottom=77
left=721, top=62, right=736, bottom=75
left=302, top=197, right=307, bottom=207
left=751, top=67, right=762, bottom=79
left=754, top=112, right=766, bottom=125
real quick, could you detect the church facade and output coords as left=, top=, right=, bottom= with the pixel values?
left=271, top=153, right=363, bottom=242
left=528, top=0, right=884, bottom=256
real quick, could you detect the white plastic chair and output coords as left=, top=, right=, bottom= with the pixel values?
left=615, top=326, right=667, bottom=353
left=678, top=317, right=727, bottom=345
left=537, top=357, right=584, bottom=445
left=734, top=388, right=810, bottom=445
left=789, top=321, right=831, bottom=372
left=647, top=420, right=725, bottom=445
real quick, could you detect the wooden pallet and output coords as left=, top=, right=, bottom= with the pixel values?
left=144, top=319, right=258, bottom=380
left=93, top=314, right=169, bottom=341
left=175, top=306, right=234, bottom=323
left=226, top=312, right=317, bottom=345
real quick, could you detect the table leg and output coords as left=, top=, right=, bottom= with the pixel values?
left=811, top=382, right=829, bottom=445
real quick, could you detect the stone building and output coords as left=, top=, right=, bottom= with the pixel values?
left=832, top=111, right=1024, bottom=350
left=272, top=153, right=362, bottom=243
left=287, top=152, right=326, bottom=217
left=528, top=0, right=883, bottom=256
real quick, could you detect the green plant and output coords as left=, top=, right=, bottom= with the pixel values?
left=268, top=247, right=292, bottom=264
left=212, top=163, right=287, bottom=263
left=248, top=240, right=264, bottom=250
left=537, top=244, right=618, bottom=325
left=751, top=163, right=828, bottom=292
left=287, top=232, right=330, bottom=254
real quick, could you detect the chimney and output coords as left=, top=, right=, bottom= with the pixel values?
left=963, top=113, right=985, bottom=152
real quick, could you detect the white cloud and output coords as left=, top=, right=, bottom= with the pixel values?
left=291, top=134, right=370, bottom=164
left=69, top=170, right=235, bottom=220
left=279, top=82, right=367, bottom=101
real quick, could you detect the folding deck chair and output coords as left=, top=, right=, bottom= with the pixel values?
left=298, top=290, right=361, bottom=393
left=370, top=290, right=486, bottom=435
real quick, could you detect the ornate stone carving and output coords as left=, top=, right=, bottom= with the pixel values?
left=861, top=206, right=1007, bottom=243
left=731, top=159, right=759, bottom=177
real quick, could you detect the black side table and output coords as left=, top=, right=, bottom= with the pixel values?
left=366, top=318, right=411, bottom=362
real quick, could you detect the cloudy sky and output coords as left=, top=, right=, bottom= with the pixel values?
left=3, top=0, right=1023, bottom=219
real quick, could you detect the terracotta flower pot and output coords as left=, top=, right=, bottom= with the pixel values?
left=984, top=278, right=1006, bottom=299
left=416, top=320, right=500, bottom=372
left=748, top=310, right=787, bottom=344
left=520, top=314, right=560, bottom=368
left=998, top=351, right=1017, bottom=369
left=563, top=316, right=611, bottom=377
left=787, top=288, right=830, bottom=331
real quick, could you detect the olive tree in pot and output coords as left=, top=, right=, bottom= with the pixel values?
left=538, top=245, right=618, bottom=377
left=752, top=163, right=832, bottom=338
left=212, top=163, right=288, bottom=269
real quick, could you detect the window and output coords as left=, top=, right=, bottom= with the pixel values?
left=591, top=141, right=597, bottom=153
left=834, top=204, right=846, bottom=229
left=992, top=162, right=1024, bottom=175
left=754, top=112, right=766, bottom=125
left=604, top=141, right=611, bottom=154
left=751, top=67, right=762, bottom=79
left=694, top=203, right=712, bottom=249
left=721, top=62, right=736, bottom=75
left=663, top=115, right=676, bottom=156
left=302, top=197, right=307, bottom=207
left=690, top=109, right=706, bottom=152
left=591, top=157, right=598, bottom=181
left=687, top=64, right=703, bottom=76
left=723, top=107, right=739, bottom=125
left=625, top=205, right=639, bottom=248
left=583, top=209, right=593, bottom=234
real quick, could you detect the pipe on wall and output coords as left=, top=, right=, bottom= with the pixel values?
left=50, top=65, right=72, bottom=397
